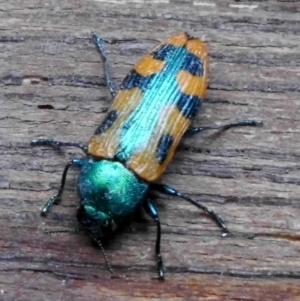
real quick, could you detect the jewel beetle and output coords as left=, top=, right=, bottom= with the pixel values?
left=32, top=32, right=262, bottom=278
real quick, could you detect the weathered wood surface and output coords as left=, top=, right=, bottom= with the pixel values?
left=1, top=0, right=300, bottom=300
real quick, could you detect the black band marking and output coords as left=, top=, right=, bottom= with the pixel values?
left=176, top=94, right=201, bottom=119
left=151, top=44, right=176, bottom=61
left=95, top=110, right=118, bottom=135
left=120, top=69, right=155, bottom=91
left=157, top=134, right=174, bottom=164
left=182, top=53, right=204, bottom=77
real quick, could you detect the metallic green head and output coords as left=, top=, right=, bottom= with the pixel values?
left=76, top=158, right=149, bottom=240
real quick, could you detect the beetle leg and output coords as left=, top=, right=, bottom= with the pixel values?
left=143, top=199, right=165, bottom=279
left=91, top=32, right=117, bottom=98
left=151, top=183, right=228, bottom=236
left=41, top=159, right=81, bottom=216
left=31, top=139, right=88, bottom=154
left=186, top=119, right=263, bottom=135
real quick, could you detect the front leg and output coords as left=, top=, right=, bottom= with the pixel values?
left=31, top=138, right=88, bottom=154
left=40, top=160, right=77, bottom=215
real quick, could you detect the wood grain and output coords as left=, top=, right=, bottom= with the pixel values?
left=1, top=1, right=300, bottom=300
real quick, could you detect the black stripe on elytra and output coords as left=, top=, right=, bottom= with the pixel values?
left=120, top=69, right=155, bottom=91
left=177, top=94, right=201, bottom=119
left=182, top=53, right=204, bottom=77
left=151, top=44, right=177, bottom=61
left=94, top=110, right=118, bottom=135
left=157, top=134, right=174, bottom=164
left=153, top=44, right=203, bottom=77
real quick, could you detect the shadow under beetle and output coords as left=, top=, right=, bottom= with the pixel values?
left=32, top=32, right=262, bottom=279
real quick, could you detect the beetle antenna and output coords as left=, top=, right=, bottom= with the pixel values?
left=45, top=229, right=114, bottom=275
left=95, top=238, right=114, bottom=275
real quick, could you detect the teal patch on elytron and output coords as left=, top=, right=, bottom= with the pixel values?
left=116, top=44, right=203, bottom=163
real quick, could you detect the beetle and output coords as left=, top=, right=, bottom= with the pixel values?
left=32, top=32, right=262, bottom=278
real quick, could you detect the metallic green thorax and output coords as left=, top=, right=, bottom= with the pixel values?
left=76, top=158, right=149, bottom=238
